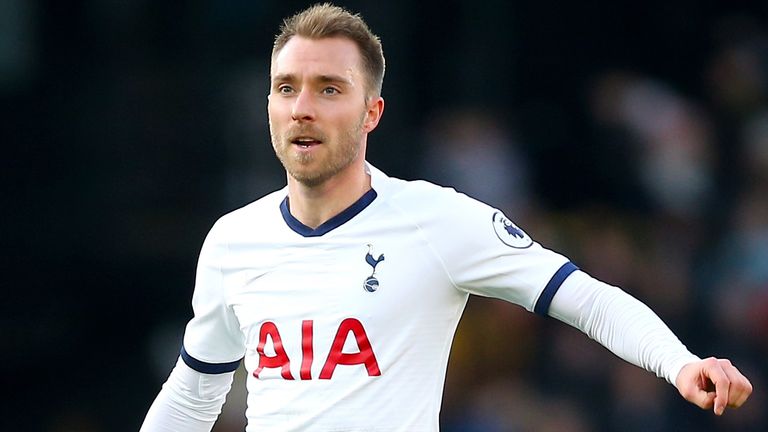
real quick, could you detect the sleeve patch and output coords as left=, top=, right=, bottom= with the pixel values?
left=492, top=211, right=533, bottom=249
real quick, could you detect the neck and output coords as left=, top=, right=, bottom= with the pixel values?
left=286, top=161, right=371, bottom=229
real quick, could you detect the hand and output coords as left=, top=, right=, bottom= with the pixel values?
left=676, top=357, right=753, bottom=415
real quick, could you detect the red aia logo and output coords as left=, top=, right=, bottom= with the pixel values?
left=253, top=318, right=381, bottom=380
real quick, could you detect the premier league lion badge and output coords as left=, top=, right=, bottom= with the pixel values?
left=492, top=211, right=533, bottom=249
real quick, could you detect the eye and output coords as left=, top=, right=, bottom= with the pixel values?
left=277, top=85, right=294, bottom=95
left=321, top=87, right=340, bottom=95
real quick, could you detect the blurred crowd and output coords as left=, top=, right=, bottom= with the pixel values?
left=4, top=1, right=766, bottom=431
left=426, top=17, right=768, bottom=431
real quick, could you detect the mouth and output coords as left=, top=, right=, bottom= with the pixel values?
left=290, top=136, right=323, bottom=149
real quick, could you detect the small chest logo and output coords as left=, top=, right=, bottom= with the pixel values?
left=363, top=244, right=385, bottom=292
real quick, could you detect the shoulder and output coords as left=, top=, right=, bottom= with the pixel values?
left=371, top=164, right=475, bottom=208
left=383, top=175, right=493, bottom=221
left=374, top=167, right=533, bottom=248
left=207, top=188, right=287, bottom=242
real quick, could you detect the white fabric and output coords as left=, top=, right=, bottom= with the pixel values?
left=549, top=269, right=701, bottom=385
left=144, top=163, right=699, bottom=430
left=140, top=358, right=234, bottom=432
left=178, top=164, right=569, bottom=431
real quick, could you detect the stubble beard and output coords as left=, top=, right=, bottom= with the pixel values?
left=270, top=114, right=366, bottom=187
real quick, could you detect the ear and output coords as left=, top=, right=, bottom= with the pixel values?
left=362, top=96, right=385, bottom=133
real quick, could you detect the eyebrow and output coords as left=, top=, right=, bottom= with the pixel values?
left=271, top=73, right=353, bottom=86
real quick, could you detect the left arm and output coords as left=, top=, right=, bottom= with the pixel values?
left=548, top=270, right=752, bottom=415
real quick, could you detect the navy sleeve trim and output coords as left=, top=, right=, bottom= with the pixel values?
left=181, top=345, right=241, bottom=374
left=534, top=261, right=579, bottom=316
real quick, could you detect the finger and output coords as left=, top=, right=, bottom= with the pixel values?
left=729, top=377, right=753, bottom=408
left=680, top=380, right=716, bottom=410
left=706, top=360, right=731, bottom=415
left=677, top=360, right=716, bottom=410
left=719, top=360, right=753, bottom=408
left=694, top=390, right=717, bottom=411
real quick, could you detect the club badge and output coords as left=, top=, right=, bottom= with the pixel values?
left=363, top=244, right=385, bottom=292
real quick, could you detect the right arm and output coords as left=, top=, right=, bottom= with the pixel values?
left=142, top=218, right=246, bottom=429
left=140, top=358, right=235, bottom=432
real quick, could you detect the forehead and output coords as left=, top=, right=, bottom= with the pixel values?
left=271, top=36, right=363, bottom=79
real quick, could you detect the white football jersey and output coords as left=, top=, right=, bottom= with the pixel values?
left=181, top=163, right=575, bottom=431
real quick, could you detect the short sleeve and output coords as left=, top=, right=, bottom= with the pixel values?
left=417, top=188, right=575, bottom=314
left=181, top=219, right=245, bottom=373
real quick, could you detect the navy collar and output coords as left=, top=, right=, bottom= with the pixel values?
left=280, top=189, right=378, bottom=237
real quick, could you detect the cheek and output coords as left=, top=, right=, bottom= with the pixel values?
left=267, top=101, right=278, bottom=118
left=267, top=107, right=284, bottom=131
left=267, top=97, right=288, bottom=118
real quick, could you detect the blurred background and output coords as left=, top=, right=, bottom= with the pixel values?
left=3, top=0, right=767, bottom=430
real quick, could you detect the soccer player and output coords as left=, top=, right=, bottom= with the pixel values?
left=140, top=3, right=752, bottom=431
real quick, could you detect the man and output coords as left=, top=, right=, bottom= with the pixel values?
left=141, top=3, right=752, bottom=431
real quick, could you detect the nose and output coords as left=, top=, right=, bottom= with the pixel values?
left=291, top=89, right=315, bottom=121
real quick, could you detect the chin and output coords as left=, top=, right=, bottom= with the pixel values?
left=288, top=168, right=329, bottom=187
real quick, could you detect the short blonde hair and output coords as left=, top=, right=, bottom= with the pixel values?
left=272, top=3, right=385, bottom=97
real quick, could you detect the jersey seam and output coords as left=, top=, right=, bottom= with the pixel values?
left=382, top=199, right=461, bottom=293
left=221, top=220, right=247, bottom=360
left=190, top=218, right=245, bottom=366
left=381, top=195, right=469, bottom=418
